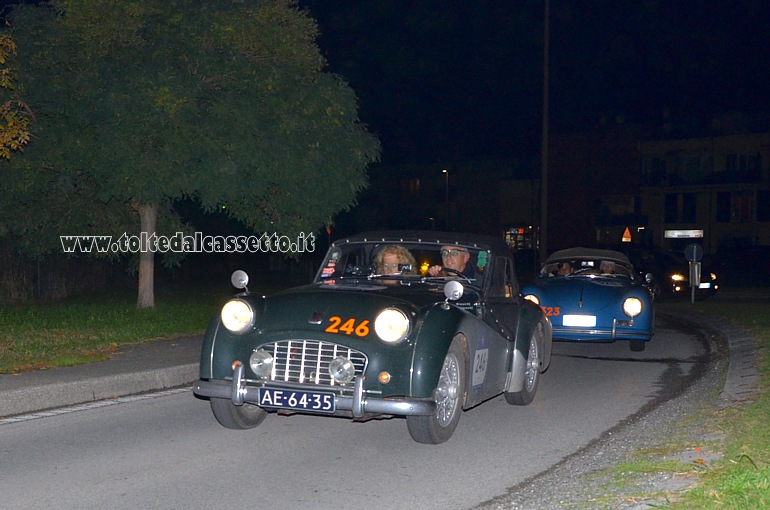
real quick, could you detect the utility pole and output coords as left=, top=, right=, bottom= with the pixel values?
left=539, top=0, right=550, bottom=264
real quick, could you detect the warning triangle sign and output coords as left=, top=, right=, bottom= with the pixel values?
left=622, top=227, right=632, bottom=242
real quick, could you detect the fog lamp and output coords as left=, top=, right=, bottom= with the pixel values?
left=328, top=356, right=355, bottom=383
left=249, top=349, right=273, bottom=378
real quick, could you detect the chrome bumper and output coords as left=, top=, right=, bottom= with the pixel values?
left=192, top=363, right=436, bottom=418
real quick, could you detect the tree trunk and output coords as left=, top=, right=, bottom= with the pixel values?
left=136, top=202, right=158, bottom=309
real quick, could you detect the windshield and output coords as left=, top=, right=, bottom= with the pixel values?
left=316, top=241, right=489, bottom=286
left=539, top=258, right=634, bottom=278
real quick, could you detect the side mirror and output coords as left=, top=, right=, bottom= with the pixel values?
left=444, top=280, right=464, bottom=301
left=231, top=270, right=249, bottom=290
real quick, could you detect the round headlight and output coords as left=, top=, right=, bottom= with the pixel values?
left=249, top=349, right=273, bottom=378
left=221, top=299, right=254, bottom=333
left=328, top=356, right=356, bottom=383
left=374, top=308, right=410, bottom=344
left=623, top=297, right=643, bottom=318
left=524, top=294, right=540, bottom=305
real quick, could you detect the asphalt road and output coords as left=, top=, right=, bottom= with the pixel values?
left=0, top=316, right=714, bottom=510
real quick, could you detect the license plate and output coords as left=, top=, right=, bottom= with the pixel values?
left=258, top=388, right=336, bottom=413
left=562, top=314, right=597, bottom=327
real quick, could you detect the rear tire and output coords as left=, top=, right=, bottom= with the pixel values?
left=406, top=338, right=466, bottom=444
left=210, top=398, right=268, bottom=429
left=630, top=340, right=646, bottom=352
left=505, top=323, right=542, bottom=406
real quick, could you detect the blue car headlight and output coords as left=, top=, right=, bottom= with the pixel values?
left=524, top=294, right=540, bottom=305
left=374, top=308, right=410, bottom=344
left=623, top=297, right=643, bottom=318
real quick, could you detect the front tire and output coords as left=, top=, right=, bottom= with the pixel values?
left=407, top=338, right=466, bottom=444
left=505, top=323, right=542, bottom=406
left=630, top=340, right=646, bottom=352
left=210, top=398, right=268, bottom=429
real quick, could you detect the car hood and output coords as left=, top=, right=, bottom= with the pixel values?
left=252, top=280, right=479, bottom=334
left=523, top=276, right=634, bottom=311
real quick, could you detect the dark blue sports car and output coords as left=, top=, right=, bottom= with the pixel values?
left=521, top=247, right=655, bottom=352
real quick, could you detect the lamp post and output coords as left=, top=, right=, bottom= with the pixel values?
left=442, top=169, right=449, bottom=230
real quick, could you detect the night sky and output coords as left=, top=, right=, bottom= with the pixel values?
left=300, top=1, right=770, bottom=166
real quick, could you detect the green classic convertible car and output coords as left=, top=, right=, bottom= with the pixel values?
left=193, top=231, right=553, bottom=444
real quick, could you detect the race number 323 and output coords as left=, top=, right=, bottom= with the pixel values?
left=325, top=316, right=370, bottom=337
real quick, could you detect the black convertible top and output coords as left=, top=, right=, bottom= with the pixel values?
left=335, top=230, right=512, bottom=256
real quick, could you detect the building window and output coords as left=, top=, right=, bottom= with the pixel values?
left=716, top=192, right=731, bottom=223
left=664, top=194, right=678, bottom=223
left=664, top=193, right=696, bottom=223
left=758, top=191, right=770, bottom=222
left=716, top=191, right=753, bottom=223
left=645, top=157, right=667, bottom=185
left=682, top=193, right=696, bottom=223
left=726, top=153, right=761, bottom=181
left=732, top=192, right=752, bottom=223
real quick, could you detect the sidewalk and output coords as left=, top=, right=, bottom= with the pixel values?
left=0, top=289, right=762, bottom=419
left=0, top=335, right=202, bottom=418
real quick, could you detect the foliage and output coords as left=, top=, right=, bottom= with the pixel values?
left=0, top=32, right=31, bottom=159
left=0, top=0, right=380, bottom=305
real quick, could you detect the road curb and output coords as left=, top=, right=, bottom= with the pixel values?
left=0, top=363, right=198, bottom=418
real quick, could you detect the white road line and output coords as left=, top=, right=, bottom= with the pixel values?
left=0, top=387, right=190, bottom=425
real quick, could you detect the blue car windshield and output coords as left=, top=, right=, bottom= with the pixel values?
left=539, top=259, right=633, bottom=278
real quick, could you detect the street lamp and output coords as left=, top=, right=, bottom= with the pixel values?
left=442, top=169, right=449, bottom=230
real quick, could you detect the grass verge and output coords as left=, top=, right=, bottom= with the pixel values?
left=594, top=293, right=770, bottom=508
left=0, top=281, right=283, bottom=374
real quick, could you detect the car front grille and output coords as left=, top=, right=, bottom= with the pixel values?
left=261, top=339, right=368, bottom=387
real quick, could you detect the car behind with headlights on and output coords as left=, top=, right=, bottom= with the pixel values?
left=597, top=243, right=718, bottom=301
left=521, top=247, right=654, bottom=352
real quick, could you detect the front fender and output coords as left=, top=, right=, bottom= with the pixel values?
left=408, top=304, right=467, bottom=398
left=199, top=294, right=268, bottom=380
left=515, top=300, right=553, bottom=372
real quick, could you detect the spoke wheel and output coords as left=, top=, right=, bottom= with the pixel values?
left=210, top=398, right=268, bottom=430
left=505, top=323, right=542, bottom=406
left=407, top=338, right=465, bottom=444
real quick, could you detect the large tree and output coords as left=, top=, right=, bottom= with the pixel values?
left=2, top=0, right=380, bottom=307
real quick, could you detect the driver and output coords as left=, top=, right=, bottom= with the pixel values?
left=428, top=246, right=475, bottom=278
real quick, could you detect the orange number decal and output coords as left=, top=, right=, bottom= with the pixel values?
left=355, top=320, right=370, bottom=336
left=339, top=318, right=356, bottom=335
left=540, top=306, right=561, bottom=317
left=325, top=317, right=370, bottom=337
left=325, top=316, right=342, bottom=333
